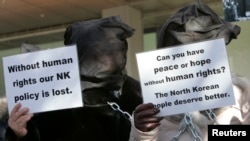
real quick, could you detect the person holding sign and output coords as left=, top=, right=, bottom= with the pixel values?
left=4, top=16, right=142, bottom=141
left=129, top=74, right=250, bottom=141
left=129, top=1, right=250, bottom=141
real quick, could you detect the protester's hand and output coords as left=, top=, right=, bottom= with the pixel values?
left=133, top=103, right=163, bottom=132
left=8, top=103, right=33, bottom=138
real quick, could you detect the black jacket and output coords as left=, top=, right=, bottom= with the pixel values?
left=5, top=76, right=142, bottom=141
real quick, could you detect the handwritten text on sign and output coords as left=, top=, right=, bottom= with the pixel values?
left=136, top=38, right=235, bottom=116
left=3, top=45, right=83, bottom=114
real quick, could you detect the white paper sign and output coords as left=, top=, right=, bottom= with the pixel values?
left=136, top=38, right=235, bottom=116
left=3, top=45, right=83, bottom=114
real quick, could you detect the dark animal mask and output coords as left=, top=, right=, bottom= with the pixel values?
left=64, top=16, right=135, bottom=103
left=158, top=0, right=241, bottom=48
left=63, top=17, right=138, bottom=141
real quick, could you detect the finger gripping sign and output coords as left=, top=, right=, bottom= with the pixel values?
left=2, top=45, right=83, bottom=114
left=136, top=38, right=235, bottom=117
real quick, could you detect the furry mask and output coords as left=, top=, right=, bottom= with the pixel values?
left=158, top=0, right=241, bottom=48
left=64, top=16, right=135, bottom=92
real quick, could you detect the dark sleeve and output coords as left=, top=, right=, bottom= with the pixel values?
left=4, top=121, right=40, bottom=141
left=120, top=75, right=143, bottom=114
left=0, top=120, right=7, bottom=141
